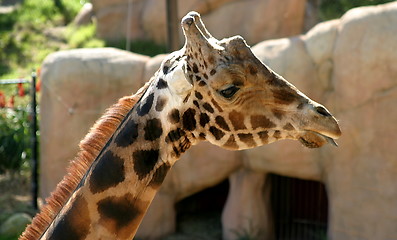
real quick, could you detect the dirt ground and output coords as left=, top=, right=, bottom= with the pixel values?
left=0, top=173, right=36, bottom=239
left=0, top=173, right=35, bottom=218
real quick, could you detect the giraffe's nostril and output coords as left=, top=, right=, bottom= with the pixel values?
left=315, top=106, right=332, bottom=117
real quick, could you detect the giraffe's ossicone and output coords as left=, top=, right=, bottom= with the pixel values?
left=20, top=11, right=341, bottom=240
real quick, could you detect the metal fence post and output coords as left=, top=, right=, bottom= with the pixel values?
left=30, top=72, right=38, bottom=210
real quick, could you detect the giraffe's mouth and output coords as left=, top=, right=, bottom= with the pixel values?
left=299, top=131, right=338, bottom=148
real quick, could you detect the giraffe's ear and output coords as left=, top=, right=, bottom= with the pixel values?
left=166, top=62, right=193, bottom=96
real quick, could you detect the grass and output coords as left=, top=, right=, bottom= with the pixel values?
left=106, top=39, right=167, bottom=57
left=0, top=0, right=85, bottom=79
left=66, top=23, right=105, bottom=48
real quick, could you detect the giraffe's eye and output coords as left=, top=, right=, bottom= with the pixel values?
left=219, top=85, right=239, bottom=99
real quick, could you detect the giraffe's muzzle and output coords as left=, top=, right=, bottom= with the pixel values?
left=298, top=102, right=341, bottom=148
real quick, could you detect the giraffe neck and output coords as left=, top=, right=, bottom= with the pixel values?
left=40, top=74, right=196, bottom=240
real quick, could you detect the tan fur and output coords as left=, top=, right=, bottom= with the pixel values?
left=19, top=80, right=153, bottom=240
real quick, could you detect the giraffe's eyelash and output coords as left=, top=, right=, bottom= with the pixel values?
left=219, top=85, right=240, bottom=99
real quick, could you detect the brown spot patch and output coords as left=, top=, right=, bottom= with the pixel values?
left=215, top=116, right=230, bottom=131
left=211, top=99, right=223, bottom=112
left=168, top=109, right=180, bottom=124
left=182, top=108, right=196, bottom=131
left=202, top=102, right=214, bottom=113
left=283, top=123, right=295, bottom=131
left=272, top=89, right=297, bottom=105
left=272, top=109, right=285, bottom=120
left=199, top=113, right=210, bottom=127
left=163, top=65, right=169, bottom=74
left=237, top=133, right=256, bottom=147
left=229, top=110, right=246, bottom=130
left=210, top=69, right=216, bottom=76
left=251, top=115, right=276, bottom=129
left=273, top=130, right=282, bottom=139
left=198, top=81, right=206, bottom=87
left=137, top=93, right=154, bottom=116
left=183, top=92, right=191, bottom=103
left=209, top=126, right=225, bottom=140
left=257, top=131, right=269, bottom=144
left=194, top=91, right=203, bottom=100
left=203, top=61, right=208, bottom=69
left=97, top=194, right=143, bottom=239
left=223, top=135, right=239, bottom=149
left=48, top=195, right=90, bottom=240
left=144, top=118, right=163, bottom=141
left=133, top=149, right=159, bottom=180
left=193, top=100, right=200, bottom=108
left=155, top=96, right=167, bottom=112
left=172, top=146, right=181, bottom=158
left=89, top=151, right=125, bottom=194
left=192, top=63, right=199, bottom=73
left=149, top=163, right=171, bottom=188
left=165, top=128, right=186, bottom=143
left=114, top=118, right=139, bottom=147
left=156, top=78, right=168, bottom=89
left=199, top=133, right=206, bottom=140
left=207, top=55, right=215, bottom=64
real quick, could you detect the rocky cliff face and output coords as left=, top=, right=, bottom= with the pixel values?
left=40, top=2, right=397, bottom=240
left=90, top=0, right=307, bottom=45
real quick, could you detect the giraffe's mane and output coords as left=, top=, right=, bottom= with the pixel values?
left=20, top=80, right=153, bottom=240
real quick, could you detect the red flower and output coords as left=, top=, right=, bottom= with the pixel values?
left=8, top=95, right=15, bottom=108
left=0, top=92, right=6, bottom=108
left=17, top=83, right=25, bottom=97
left=36, top=78, right=41, bottom=92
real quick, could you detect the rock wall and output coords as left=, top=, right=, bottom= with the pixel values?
left=39, top=48, right=149, bottom=197
left=91, top=0, right=307, bottom=45
left=39, top=2, right=397, bottom=240
left=235, top=3, right=397, bottom=240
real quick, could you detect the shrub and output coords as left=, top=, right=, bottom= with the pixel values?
left=106, top=39, right=167, bottom=57
left=0, top=109, right=31, bottom=175
left=66, top=24, right=105, bottom=48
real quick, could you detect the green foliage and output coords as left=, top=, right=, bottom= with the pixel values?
left=0, top=235, right=16, bottom=240
left=12, top=0, right=86, bottom=25
left=0, top=109, right=31, bottom=174
left=106, top=39, right=167, bottom=57
left=66, top=24, right=105, bottom=48
left=319, top=0, right=395, bottom=20
left=15, top=0, right=61, bottom=25
left=0, top=0, right=87, bottom=78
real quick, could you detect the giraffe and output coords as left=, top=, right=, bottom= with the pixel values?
left=20, top=11, right=341, bottom=240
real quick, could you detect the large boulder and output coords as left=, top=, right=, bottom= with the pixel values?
left=91, top=0, right=307, bottom=45
left=246, top=2, right=397, bottom=240
left=39, top=48, right=149, bottom=198
left=323, top=3, right=397, bottom=239
left=0, top=213, right=32, bottom=238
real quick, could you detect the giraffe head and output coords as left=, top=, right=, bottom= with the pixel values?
left=161, top=11, right=341, bottom=151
